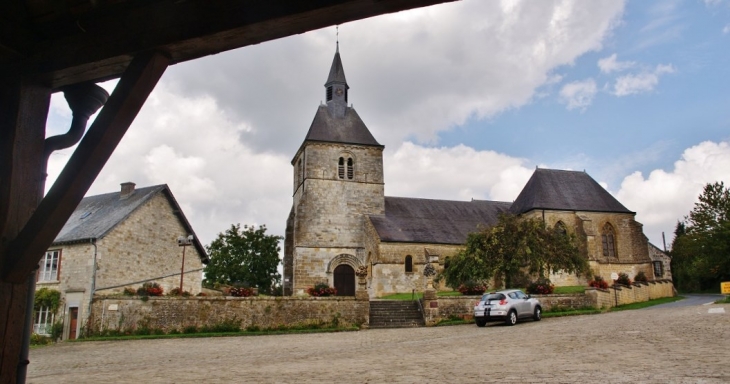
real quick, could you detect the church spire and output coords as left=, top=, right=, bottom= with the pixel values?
left=325, top=41, right=349, bottom=118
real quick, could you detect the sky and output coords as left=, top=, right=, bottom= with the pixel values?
left=45, top=0, right=730, bottom=253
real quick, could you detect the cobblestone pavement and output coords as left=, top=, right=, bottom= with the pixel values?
left=28, top=302, right=729, bottom=383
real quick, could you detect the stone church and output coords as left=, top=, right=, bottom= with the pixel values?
left=283, top=48, right=670, bottom=298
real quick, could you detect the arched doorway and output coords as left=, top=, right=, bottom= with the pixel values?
left=333, top=264, right=355, bottom=296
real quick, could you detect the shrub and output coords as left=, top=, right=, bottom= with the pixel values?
left=457, top=281, right=487, bottom=295
left=589, top=276, right=609, bottom=289
left=307, top=282, right=336, bottom=297
left=30, top=333, right=52, bottom=346
left=614, top=272, right=631, bottom=286
left=168, top=287, right=192, bottom=297
left=634, top=271, right=648, bottom=283
left=137, top=282, right=163, bottom=296
left=229, top=287, right=254, bottom=297
left=50, top=321, right=64, bottom=341
left=122, top=287, right=136, bottom=296
left=182, top=325, right=198, bottom=334
left=526, top=278, right=554, bottom=295
left=196, top=292, right=208, bottom=297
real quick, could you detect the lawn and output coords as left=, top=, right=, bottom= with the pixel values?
left=379, top=291, right=462, bottom=300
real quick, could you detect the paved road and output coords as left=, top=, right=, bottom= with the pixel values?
left=29, top=299, right=729, bottom=383
left=649, top=294, right=723, bottom=309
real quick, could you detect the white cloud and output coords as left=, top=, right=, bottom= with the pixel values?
left=598, top=53, right=635, bottom=73
left=615, top=140, right=730, bottom=246
left=723, top=24, right=730, bottom=34
left=612, top=64, right=675, bottom=96
left=384, top=142, right=532, bottom=202
left=559, top=79, right=597, bottom=110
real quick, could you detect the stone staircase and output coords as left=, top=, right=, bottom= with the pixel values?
left=369, top=300, right=425, bottom=328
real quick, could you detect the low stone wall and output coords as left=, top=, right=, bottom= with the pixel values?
left=89, top=296, right=368, bottom=333
left=423, top=280, right=675, bottom=324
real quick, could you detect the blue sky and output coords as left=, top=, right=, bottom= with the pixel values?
left=45, top=0, right=730, bottom=249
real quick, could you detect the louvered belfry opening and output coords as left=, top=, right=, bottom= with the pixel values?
left=347, top=158, right=354, bottom=179
left=338, top=157, right=345, bottom=179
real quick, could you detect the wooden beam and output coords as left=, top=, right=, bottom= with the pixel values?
left=1, top=0, right=454, bottom=88
left=2, top=50, right=170, bottom=283
left=0, top=76, right=50, bottom=384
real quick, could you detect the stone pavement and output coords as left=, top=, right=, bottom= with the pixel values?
left=28, top=302, right=729, bottom=383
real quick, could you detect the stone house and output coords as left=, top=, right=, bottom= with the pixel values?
left=34, top=182, right=208, bottom=339
left=283, top=48, right=668, bottom=298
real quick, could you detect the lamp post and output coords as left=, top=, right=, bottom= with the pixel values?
left=177, top=235, right=194, bottom=293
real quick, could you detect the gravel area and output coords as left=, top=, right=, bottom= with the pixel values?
left=28, top=301, right=729, bottom=383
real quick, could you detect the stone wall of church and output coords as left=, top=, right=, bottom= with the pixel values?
left=370, top=242, right=462, bottom=297
left=589, top=260, right=655, bottom=285
left=292, top=247, right=364, bottom=295
left=292, top=143, right=384, bottom=249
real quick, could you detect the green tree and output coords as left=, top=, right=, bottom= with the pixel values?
left=671, top=182, right=730, bottom=291
left=204, top=224, right=283, bottom=293
left=442, top=213, right=588, bottom=290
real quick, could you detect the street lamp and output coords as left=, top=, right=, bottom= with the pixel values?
left=177, top=235, right=194, bottom=293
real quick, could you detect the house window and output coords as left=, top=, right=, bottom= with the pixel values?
left=601, top=223, right=616, bottom=258
left=653, top=261, right=664, bottom=278
left=405, top=255, right=413, bottom=273
left=39, top=250, right=60, bottom=282
left=444, top=256, right=451, bottom=270
left=555, top=221, right=567, bottom=235
left=347, top=158, right=354, bottom=180
left=33, top=307, right=55, bottom=335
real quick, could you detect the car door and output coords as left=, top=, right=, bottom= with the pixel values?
left=513, top=290, right=531, bottom=317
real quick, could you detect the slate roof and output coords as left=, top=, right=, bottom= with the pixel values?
left=53, top=184, right=208, bottom=263
left=369, top=197, right=512, bottom=244
left=302, top=105, right=382, bottom=147
left=510, top=168, right=632, bottom=214
left=325, top=46, right=348, bottom=86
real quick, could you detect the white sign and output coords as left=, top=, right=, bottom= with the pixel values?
left=610, top=273, right=618, bottom=280
left=108, top=304, right=119, bottom=311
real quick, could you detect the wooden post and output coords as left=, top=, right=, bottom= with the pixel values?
left=0, top=76, right=51, bottom=383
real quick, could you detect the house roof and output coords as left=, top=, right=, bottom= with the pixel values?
left=369, top=197, right=512, bottom=244
left=510, top=168, right=633, bottom=215
left=53, top=184, right=208, bottom=263
left=302, top=105, right=381, bottom=147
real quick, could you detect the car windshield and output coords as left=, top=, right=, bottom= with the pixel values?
left=481, top=293, right=506, bottom=301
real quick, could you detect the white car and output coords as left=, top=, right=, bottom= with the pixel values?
left=473, top=289, right=542, bottom=327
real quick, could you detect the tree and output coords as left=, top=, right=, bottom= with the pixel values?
left=442, top=213, right=588, bottom=290
left=671, top=182, right=730, bottom=292
left=204, top=224, right=283, bottom=293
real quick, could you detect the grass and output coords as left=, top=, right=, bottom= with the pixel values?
left=608, top=296, right=683, bottom=311
left=73, top=326, right=359, bottom=342
left=552, top=286, right=585, bottom=294
left=714, top=296, right=730, bottom=304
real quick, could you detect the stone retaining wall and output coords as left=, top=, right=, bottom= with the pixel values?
left=89, top=296, right=369, bottom=333
left=423, top=280, right=675, bottom=324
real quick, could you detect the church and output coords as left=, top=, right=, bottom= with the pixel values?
left=283, top=47, right=669, bottom=298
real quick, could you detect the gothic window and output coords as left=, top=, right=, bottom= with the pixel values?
left=601, top=223, right=616, bottom=258
left=405, top=255, right=413, bottom=273
left=555, top=221, right=568, bottom=235
left=297, top=159, right=303, bottom=185
left=347, top=158, right=354, bottom=180
left=338, top=157, right=345, bottom=179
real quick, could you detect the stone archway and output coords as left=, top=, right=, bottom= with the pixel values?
left=333, top=264, right=355, bottom=296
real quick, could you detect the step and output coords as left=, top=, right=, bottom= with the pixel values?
left=368, top=300, right=425, bottom=329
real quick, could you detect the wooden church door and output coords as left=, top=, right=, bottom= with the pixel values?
left=333, top=265, right=355, bottom=296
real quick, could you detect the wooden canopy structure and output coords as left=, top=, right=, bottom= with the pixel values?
left=0, top=0, right=454, bottom=381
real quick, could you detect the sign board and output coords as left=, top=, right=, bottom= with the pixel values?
left=721, top=282, right=730, bottom=294
left=610, top=273, right=618, bottom=281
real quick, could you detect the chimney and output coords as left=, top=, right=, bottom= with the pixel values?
left=120, top=182, right=136, bottom=199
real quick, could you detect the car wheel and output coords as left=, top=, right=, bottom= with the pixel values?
left=475, top=318, right=487, bottom=327
left=533, top=306, right=542, bottom=321
left=505, top=310, right=517, bottom=326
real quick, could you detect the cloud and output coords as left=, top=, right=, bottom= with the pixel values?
left=598, top=54, right=635, bottom=73
left=165, top=0, right=625, bottom=153
left=615, top=140, right=730, bottom=246
left=723, top=24, right=730, bottom=34
left=612, top=64, right=675, bottom=96
left=559, top=79, right=597, bottom=110
left=384, top=142, right=532, bottom=202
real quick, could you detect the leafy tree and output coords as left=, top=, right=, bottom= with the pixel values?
left=442, top=213, right=588, bottom=290
left=204, top=224, right=283, bottom=293
left=671, top=182, right=730, bottom=292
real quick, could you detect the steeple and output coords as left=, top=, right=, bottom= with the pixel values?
left=325, top=44, right=349, bottom=118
